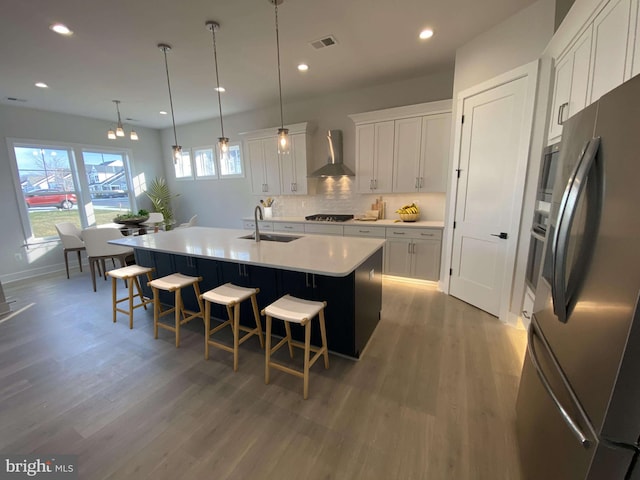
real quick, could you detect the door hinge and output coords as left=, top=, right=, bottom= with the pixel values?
left=453, top=221, right=456, bottom=229
left=461, top=115, right=465, bottom=124
left=449, top=268, right=453, bottom=276
left=456, top=169, right=461, bottom=178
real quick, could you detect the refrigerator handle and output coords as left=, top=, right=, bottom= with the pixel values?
left=527, top=321, right=591, bottom=448
left=551, top=137, right=601, bottom=323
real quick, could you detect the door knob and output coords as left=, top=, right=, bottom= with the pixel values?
left=491, top=232, right=508, bottom=240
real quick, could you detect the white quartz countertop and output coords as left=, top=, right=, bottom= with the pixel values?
left=110, top=226, right=385, bottom=277
left=244, top=216, right=445, bottom=228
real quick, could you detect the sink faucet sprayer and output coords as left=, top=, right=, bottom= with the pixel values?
left=254, top=205, right=263, bottom=242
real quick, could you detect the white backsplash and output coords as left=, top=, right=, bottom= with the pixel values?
left=263, top=177, right=446, bottom=221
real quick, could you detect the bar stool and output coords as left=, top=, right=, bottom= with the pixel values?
left=262, top=294, right=329, bottom=399
left=148, top=273, right=204, bottom=347
left=200, top=283, right=265, bottom=371
left=106, top=264, right=154, bottom=329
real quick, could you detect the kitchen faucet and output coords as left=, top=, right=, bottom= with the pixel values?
left=254, top=205, right=263, bottom=242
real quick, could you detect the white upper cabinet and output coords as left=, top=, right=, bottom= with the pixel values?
left=589, top=0, right=635, bottom=103
left=546, top=0, right=640, bottom=144
left=419, top=113, right=451, bottom=192
left=354, top=121, right=394, bottom=193
left=241, top=123, right=313, bottom=196
left=247, top=137, right=281, bottom=195
left=548, top=26, right=593, bottom=143
left=392, top=113, right=451, bottom=192
left=280, top=133, right=310, bottom=195
left=350, top=100, right=452, bottom=194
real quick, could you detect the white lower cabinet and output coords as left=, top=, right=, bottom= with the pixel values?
left=384, top=227, right=442, bottom=281
left=304, top=224, right=344, bottom=236
left=273, top=222, right=305, bottom=233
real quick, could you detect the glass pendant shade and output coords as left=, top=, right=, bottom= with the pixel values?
left=107, top=129, right=116, bottom=140
left=116, top=126, right=125, bottom=137
left=130, top=130, right=139, bottom=141
left=172, top=145, right=182, bottom=163
left=277, top=127, right=290, bottom=155
left=218, top=137, right=230, bottom=163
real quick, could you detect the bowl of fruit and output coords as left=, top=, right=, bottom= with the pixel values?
left=396, top=203, right=420, bottom=222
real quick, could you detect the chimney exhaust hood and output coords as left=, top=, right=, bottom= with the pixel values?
left=309, top=129, right=355, bottom=177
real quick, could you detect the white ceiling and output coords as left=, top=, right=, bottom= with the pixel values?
left=0, top=0, right=537, bottom=129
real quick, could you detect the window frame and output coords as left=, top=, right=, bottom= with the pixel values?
left=174, top=147, right=193, bottom=180
left=193, top=145, right=219, bottom=180
left=218, top=141, right=245, bottom=179
left=6, top=137, right=138, bottom=242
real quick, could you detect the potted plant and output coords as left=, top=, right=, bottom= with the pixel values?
left=144, top=177, right=179, bottom=230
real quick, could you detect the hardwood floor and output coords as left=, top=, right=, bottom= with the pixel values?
left=0, top=271, right=527, bottom=479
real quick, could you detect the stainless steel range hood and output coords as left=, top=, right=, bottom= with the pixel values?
left=309, top=130, right=355, bottom=177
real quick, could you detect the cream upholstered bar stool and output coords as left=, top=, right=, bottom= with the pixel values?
left=148, top=273, right=204, bottom=347
left=200, top=283, right=264, bottom=371
left=106, top=265, right=154, bottom=329
left=262, top=294, right=329, bottom=399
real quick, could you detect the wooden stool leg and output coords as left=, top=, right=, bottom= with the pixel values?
left=250, top=294, right=265, bottom=348
left=284, top=321, right=294, bottom=359
left=152, top=287, right=160, bottom=339
left=233, top=303, right=240, bottom=372
left=175, top=288, right=182, bottom=348
left=319, top=309, right=329, bottom=369
left=128, top=275, right=135, bottom=329
left=192, top=281, right=204, bottom=319
left=303, top=321, right=311, bottom=400
left=111, top=277, right=117, bottom=323
left=204, top=300, right=211, bottom=360
left=77, top=250, right=83, bottom=272
left=265, top=315, right=272, bottom=385
left=143, top=272, right=153, bottom=310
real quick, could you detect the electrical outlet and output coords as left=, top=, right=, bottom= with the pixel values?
left=14, top=253, right=22, bottom=261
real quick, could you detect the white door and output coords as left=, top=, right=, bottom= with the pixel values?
left=449, top=76, right=528, bottom=316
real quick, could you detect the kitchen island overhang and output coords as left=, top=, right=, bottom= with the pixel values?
left=110, top=227, right=384, bottom=358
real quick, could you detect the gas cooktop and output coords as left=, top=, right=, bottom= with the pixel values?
left=304, top=214, right=354, bottom=222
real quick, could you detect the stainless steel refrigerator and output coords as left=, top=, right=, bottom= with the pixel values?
left=516, top=74, right=640, bottom=479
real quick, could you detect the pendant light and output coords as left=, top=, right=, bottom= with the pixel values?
left=270, top=0, right=289, bottom=155
left=206, top=20, right=229, bottom=163
left=107, top=100, right=138, bottom=141
left=158, top=43, right=182, bottom=163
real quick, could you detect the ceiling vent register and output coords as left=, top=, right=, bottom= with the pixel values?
left=310, top=35, right=338, bottom=50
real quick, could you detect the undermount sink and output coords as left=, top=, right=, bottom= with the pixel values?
left=239, top=233, right=301, bottom=243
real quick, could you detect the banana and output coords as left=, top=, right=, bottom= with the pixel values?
left=395, top=203, right=420, bottom=214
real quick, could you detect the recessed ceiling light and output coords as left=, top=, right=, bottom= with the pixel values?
left=297, top=63, right=309, bottom=72
left=35, top=82, right=49, bottom=88
left=159, top=111, right=168, bottom=115
left=419, top=29, right=434, bottom=40
left=214, top=87, right=226, bottom=92
left=50, top=23, right=73, bottom=36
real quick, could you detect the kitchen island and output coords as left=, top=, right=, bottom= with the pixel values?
left=111, top=227, right=384, bottom=358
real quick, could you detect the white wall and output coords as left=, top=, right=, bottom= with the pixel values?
left=160, top=69, right=455, bottom=229
left=0, top=104, right=164, bottom=283
left=444, top=0, right=555, bottom=323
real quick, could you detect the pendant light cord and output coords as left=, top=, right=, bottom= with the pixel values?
left=115, top=100, right=123, bottom=127
left=210, top=25, right=225, bottom=139
left=275, top=1, right=285, bottom=130
left=162, top=47, right=179, bottom=147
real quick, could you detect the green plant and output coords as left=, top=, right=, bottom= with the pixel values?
left=144, top=177, right=179, bottom=228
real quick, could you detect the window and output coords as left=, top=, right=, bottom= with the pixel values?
left=192, top=142, right=244, bottom=180
left=219, top=142, right=244, bottom=178
left=174, top=149, right=192, bottom=179
left=194, top=147, right=217, bottom=178
left=9, top=140, right=136, bottom=240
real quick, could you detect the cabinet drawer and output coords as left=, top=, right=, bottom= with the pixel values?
left=386, top=227, right=442, bottom=240
left=304, top=224, right=344, bottom=236
left=343, top=225, right=386, bottom=238
left=273, top=222, right=305, bottom=233
left=243, top=220, right=274, bottom=231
